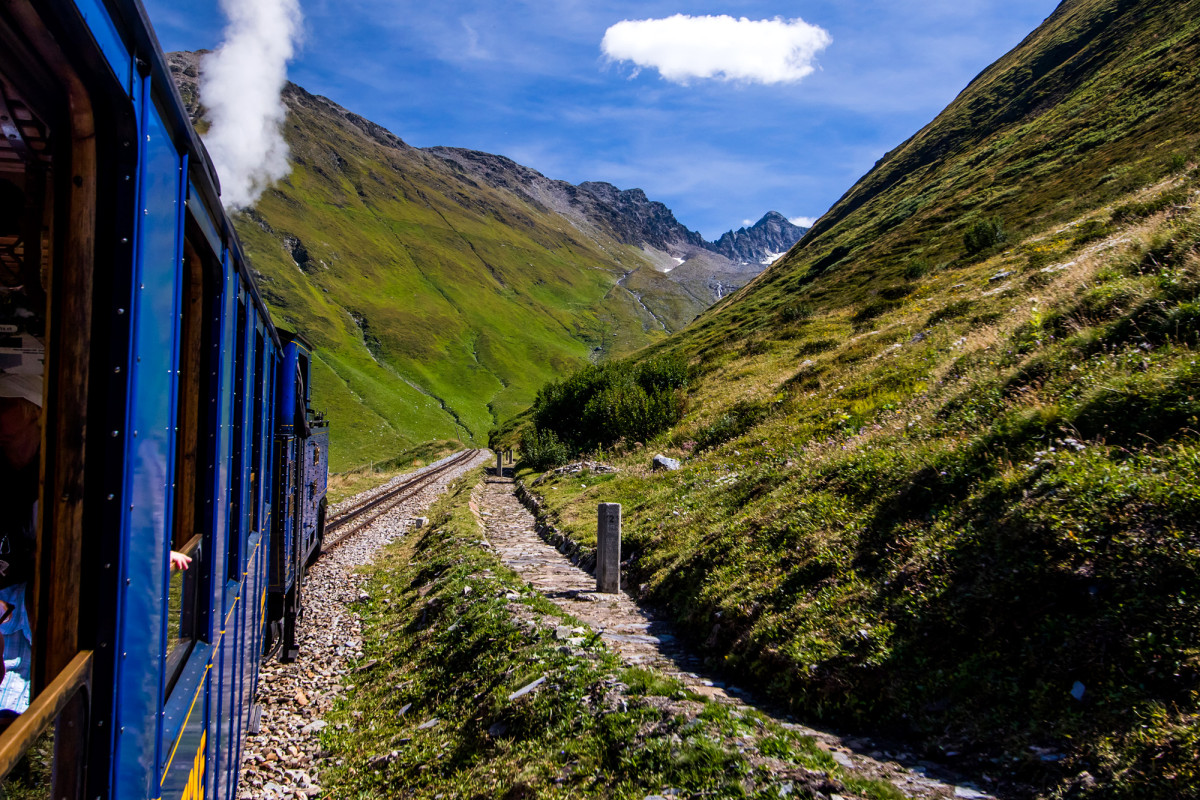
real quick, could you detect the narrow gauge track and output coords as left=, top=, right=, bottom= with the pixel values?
left=321, top=449, right=482, bottom=553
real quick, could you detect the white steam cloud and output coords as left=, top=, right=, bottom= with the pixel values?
left=201, top=0, right=303, bottom=210
left=601, top=15, right=831, bottom=85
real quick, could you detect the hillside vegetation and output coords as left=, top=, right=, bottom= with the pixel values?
left=237, top=84, right=702, bottom=471
left=319, top=470, right=902, bottom=800
left=516, top=1, right=1200, bottom=796
left=170, top=52, right=803, bottom=472
left=171, top=58, right=692, bottom=470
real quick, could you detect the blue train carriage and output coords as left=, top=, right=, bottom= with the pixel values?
left=267, top=331, right=329, bottom=663
left=0, top=0, right=294, bottom=798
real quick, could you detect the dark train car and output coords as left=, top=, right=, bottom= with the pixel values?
left=0, top=0, right=327, bottom=798
left=267, top=332, right=328, bottom=663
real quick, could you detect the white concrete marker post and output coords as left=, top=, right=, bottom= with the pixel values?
left=597, top=503, right=621, bottom=593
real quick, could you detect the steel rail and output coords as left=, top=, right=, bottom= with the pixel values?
left=321, top=449, right=481, bottom=552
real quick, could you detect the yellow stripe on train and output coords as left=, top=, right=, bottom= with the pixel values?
left=180, top=730, right=206, bottom=800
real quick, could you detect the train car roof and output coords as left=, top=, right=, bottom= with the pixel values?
left=277, top=330, right=315, bottom=352
left=91, top=0, right=284, bottom=348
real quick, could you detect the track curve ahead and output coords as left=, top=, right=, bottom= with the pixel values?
left=321, top=449, right=482, bottom=554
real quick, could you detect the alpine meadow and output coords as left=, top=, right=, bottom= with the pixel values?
left=500, top=1, right=1200, bottom=797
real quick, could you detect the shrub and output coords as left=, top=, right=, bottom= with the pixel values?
left=529, top=354, right=689, bottom=457
left=779, top=302, right=814, bottom=323
left=741, top=338, right=770, bottom=357
left=904, top=258, right=932, bottom=279
left=519, top=427, right=572, bottom=470
left=926, top=299, right=975, bottom=326
left=963, top=217, right=1008, bottom=257
left=1072, top=218, right=1112, bottom=246
left=879, top=284, right=915, bottom=301
left=637, top=354, right=689, bottom=393
left=797, top=338, right=838, bottom=357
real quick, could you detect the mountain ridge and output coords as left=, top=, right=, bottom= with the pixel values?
left=425, top=145, right=807, bottom=269
left=166, top=51, right=806, bottom=469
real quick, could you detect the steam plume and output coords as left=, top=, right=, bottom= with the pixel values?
left=201, top=0, right=303, bottom=210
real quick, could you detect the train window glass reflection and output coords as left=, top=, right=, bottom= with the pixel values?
left=165, top=236, right=213, bottom=693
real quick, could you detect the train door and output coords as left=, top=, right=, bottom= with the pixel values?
left=0, top=0, right=112, bottom=796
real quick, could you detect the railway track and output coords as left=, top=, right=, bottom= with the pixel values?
left=321, top=449, right=483, bottom=553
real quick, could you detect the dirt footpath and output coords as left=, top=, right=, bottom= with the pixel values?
left=475, top=471, right=998, bottom=800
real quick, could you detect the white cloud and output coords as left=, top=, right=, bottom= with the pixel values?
left=601, top=14, right=831, bottom=85
left=461, top=20, right=488, bottom=59
left=790, top=216, right=817, bottom=227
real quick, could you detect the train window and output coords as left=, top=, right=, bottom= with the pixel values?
left=164, top=236, right=213, bottom=693
left=297, top=351, right=309, bottom=407
left=250, top=328, right=264, bottom=533
left=0, top=7, right=97, bottom=795
left=227, top=297, right=248, bottom=580
left=0, top=82, right=50, bottom=789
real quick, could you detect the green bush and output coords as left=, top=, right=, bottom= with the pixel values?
left=519, top=427, right=572, bottom=470
left=1072, top=217, right=1113, bottom=246
left=852, top=298, right=901, bottom=324
left=527, top=354, right=689, bottom=458
left=741, top=338, right=770, bottom=357
left=926, top=299, right=975, bottom=326
left=797, top=338, right=838, bottom=357
left=904, top=258, right=932, bottom=279
left=963, top=217, right=1009, bottom=257
left=779, top=302, right=815, bottom=323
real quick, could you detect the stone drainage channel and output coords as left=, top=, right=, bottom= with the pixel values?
left=476, top=472, right=998, bottom=800
left=236, top=451, right=491, bottom=800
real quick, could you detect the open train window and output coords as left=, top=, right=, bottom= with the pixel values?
left=227, top=296, right=248, bottom=580
left=250, top=327, right=264, bottom=533
left=165, top=234, right=216, bottom=694
left=0, top=3, right=99, bottom=795
left=0, top=64, right=52, bottom=782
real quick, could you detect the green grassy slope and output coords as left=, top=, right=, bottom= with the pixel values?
left=180, top=76, right=706, bottom=472
left=522, top=1, right=1200, bottom=796
left=319, top=471, right=903, bottom=800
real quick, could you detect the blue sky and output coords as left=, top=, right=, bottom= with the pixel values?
left=143, top=0, right=1061, bottom=240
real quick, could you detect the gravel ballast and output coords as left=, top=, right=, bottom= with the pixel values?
left=236, top=451, right=491, bottom=800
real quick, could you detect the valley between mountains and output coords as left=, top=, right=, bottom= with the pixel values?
left=169, top=50, right=805, bottom=472
left=181, top=0, right=1200, bottom=797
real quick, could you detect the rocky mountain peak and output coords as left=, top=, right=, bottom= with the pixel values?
left=166, top=50, right=210, bottom=124
left=711, top=212, right=808, bottom=265
left=573, top=182, right=707, bottom=252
